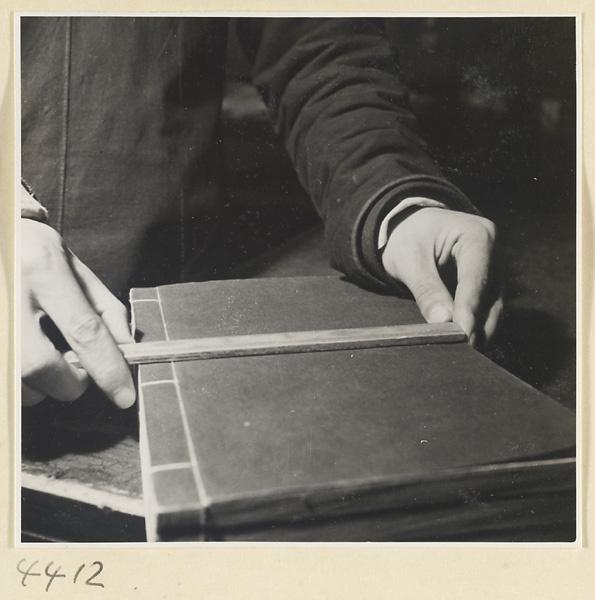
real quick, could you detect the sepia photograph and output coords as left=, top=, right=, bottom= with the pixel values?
left=17, top=14, right=578, bottom=544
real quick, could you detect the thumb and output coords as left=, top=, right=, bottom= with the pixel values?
left=381, top=208, right=454, bottom=325
left=405, top=270, right=454, bottom=324
left=383, top=242, right=454, bottom=323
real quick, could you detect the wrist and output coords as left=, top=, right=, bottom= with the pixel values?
left=377, top=198, right=448, bottom=250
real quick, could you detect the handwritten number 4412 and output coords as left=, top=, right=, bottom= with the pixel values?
left=17, top=559, right=104, bottom=591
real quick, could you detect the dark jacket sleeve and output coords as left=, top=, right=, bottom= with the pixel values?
left=237, top=17, right=477, bottom=289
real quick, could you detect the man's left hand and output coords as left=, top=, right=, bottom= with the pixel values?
left=382, top=207, right=503, bottom=350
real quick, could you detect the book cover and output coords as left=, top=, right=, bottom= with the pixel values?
left=130, top=276, right=576, bottom=542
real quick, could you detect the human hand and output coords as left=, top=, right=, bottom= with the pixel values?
left=381, top=207, right=502, bottom=349
left=21, top=219, right=136, bottom=408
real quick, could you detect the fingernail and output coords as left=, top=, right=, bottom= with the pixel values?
left=428, top=305, right=452, bottom=323
left=64, top=350, right=78, bottom=363
left=469, top=332, right=477, bottom=347
left=114, top=385, right=136, bottom=409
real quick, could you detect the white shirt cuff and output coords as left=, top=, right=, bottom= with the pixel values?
left=377, top=196, right=448, bottom=249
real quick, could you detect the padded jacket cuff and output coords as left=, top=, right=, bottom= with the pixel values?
left=329, top=175, right=478, bottom=292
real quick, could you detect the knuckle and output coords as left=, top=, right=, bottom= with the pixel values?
left=474, top=216, right=498, bottom=243
left=68, top=314, right=104, bottom=347
left=410, top=277, right=446, bottom=305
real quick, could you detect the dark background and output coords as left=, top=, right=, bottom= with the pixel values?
left=222, top=17, right=576, bottom=225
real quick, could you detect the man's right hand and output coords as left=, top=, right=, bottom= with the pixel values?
left=21, top=219, right=136, bottom=408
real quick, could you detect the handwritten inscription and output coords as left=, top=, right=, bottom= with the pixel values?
left=17, top=559, right=104, bottom=592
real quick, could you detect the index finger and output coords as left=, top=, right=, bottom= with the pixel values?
left=452, top=231, right=494, bottom=345
left=33, top=260, right=136, bottom=409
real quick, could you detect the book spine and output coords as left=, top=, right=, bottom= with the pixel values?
left=131, top=286, right=208, bottom=541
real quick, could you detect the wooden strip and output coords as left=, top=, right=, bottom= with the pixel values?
left=66, top=322, right=466, bottom=367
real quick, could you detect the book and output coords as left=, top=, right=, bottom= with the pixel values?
left=130, top=276, right=576, bottom=542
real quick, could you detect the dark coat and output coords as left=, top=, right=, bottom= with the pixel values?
left=21, top=17, right=474, bottom=297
